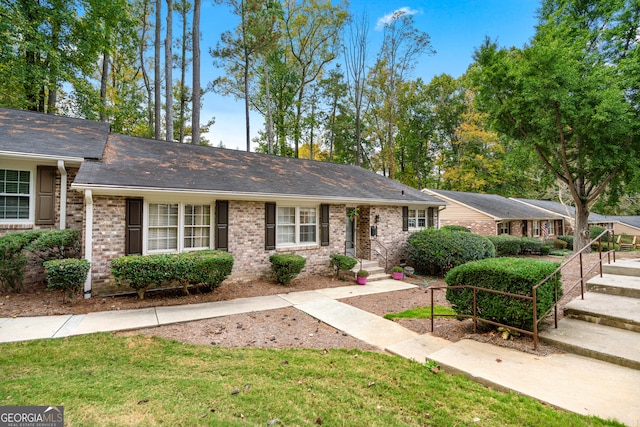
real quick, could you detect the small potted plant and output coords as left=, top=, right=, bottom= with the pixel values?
left=356, top=269, right=369, bottom=285
left=391, top=266, right=404, bottom=280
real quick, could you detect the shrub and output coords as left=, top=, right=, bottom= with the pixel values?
left=0, top=230, right=43, bottom=292
left=557, top=235, right=574, bottom=250
left=111, top=251, right=234, bottom=299
left=519, top=237, right=544, bottom=254
left=445, top=257, right=562, bottom=331
left=440, top=225, right=471, bottom=233
left=391, top=266, right=404, bottom=273
left=550, top=239, right=568, bottom=250
left=44, top=258, right=90, bottom=302
left=26, top=229, right=81, bottom=261
left=406, top=228, right=495, bottom=277
left=269, top=254, right=306, bottom=285
left=541, top=245, right=552, bottom=255
left=329, top=253, right=357, bottom=278
left=356, top=269, right=369, bottom=277
left=486, top=235, right=522, bottom=256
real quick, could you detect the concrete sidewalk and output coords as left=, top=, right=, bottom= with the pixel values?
left=1, top=279, right=638, bottom=426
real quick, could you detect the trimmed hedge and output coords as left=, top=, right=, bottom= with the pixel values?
left=406, top=228, right=495, bottom=276
left=557, top=235, right=573, bottom=250
left=519, top=237, right=544, bottom=254
left=440, top=225, right=471, bottom=233
left=111, top=250, right=234, bottom=299
left=270, top=254, right=306, bottom=285
left=329, top=253, right=357, bottom=278
left=26, top=229, right=81, bottom=261
left=44, top=258, right=90, bottom=302
left=445, top=257, right=562, bottom=331
left=486, top=235, right=522, bottom=256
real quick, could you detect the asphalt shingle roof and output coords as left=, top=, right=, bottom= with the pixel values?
left=607, top=216, right=640, bottom=230
left=0, top=108, right=109, bottom=160
left=427, top=189, right=562, bottom=220
left=74, top=133, right=445, bottom=204
left=511, top=198, right=612, bottom=223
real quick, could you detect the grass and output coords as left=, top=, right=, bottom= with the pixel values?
left=0, top=334, right=624, bottom=426
left=384, top=305, right=456, bottom=320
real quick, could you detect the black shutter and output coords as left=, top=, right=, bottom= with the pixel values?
left=215, top=200, right=229, bottom=251
left=427, top=207, right=435, bottom=228
left=265, top=202, right=276, bottom=250
left=320, top=204, right=330, bottom=246
left=125, top=198, right=143, bottom=255
left=402, top=206, right=409, bottom=231
left=35, top=166, right=56, bottom=225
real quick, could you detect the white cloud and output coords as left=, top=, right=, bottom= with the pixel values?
left=375, top=7, right=419, bottom=31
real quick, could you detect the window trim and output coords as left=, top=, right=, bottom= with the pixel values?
left=407, top=206, right=436, bottom=231
left=0, top=163, right=36, bottom=224
left=275, top=204, right=319, bottom=248
left=143, top=201, right=214, bottom=254
left=533, top=220, right=540, bottom=237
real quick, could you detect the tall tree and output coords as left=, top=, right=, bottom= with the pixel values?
left=369, top=10, right=434, bottom=178
left=154, top=0, right=162, bottom=139
left=212, top=0, right=281, bottom=152
left=282, top=0, right=348, bottom=157
left=175, top=0, right=192, bottom=143
left=165, top=0, right=174, bottom=141
left=191, top=0, right=201, bottom=144
left=343, top=11, right=369, bottom=166
left=472, top=0, right=640, bottom=251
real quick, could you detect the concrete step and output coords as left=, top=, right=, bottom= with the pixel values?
left=602, top=259, right=640, bottom=277
left=540, top=318, right=640, bottom=370
left=564, top=292, right=640, bottom=332
left=587, top=274, right=640, bottom=299
left=367, top=273, right=392, bottom=282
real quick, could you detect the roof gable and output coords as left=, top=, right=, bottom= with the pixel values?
left=0, top=108, right=109, bottom=160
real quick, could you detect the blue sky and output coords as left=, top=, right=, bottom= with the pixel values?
left=199, top=1, right=540, bottom=150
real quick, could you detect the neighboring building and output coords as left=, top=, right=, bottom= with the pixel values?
left=0, top=108, right=445, bottom=296
left=511, top=198, right=616, bottom=234
left=606, top=216, right=640, bottom=237
left=423, top=189, right=566, bottom=238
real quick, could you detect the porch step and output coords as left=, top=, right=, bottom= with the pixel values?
left=351, top=260, right=391, bottom=282
left=602, top=259, right=640, bottom=277
left=563, top=292, right=640, bottom=333
left=586, top=274, right=640, bottom=299
left=539, top=318, right=640, bottom=370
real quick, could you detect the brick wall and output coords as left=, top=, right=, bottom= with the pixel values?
left=88, top=196, right=126, bottom=295
left=367, top=206, right=409, bottom=269
left=440, top=219, right=496, bottom=235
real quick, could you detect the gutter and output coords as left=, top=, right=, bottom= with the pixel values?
left=57, top=160, right=67, bottom=229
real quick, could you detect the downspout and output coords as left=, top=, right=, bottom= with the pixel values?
left=57, top=160, right=67, bottom=230
left=84, top=189, right=93, bottom=299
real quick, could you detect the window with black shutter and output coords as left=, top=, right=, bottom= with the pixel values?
left=402, top=206, right=409, bottom=231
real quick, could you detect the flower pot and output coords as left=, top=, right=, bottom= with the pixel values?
left=356, top=276, right=367, bottom=285
left=392, top=272, right=403, bottom=280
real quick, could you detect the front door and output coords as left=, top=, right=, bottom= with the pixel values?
left=346, top=208, right=356, bottom=257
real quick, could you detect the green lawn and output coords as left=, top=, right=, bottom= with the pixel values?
left=0, top=334, right=623, bottom=426
left=384, top=305, right=456, bottom=320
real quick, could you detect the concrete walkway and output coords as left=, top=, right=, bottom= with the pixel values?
left=1, top=279, right=638, bottom=426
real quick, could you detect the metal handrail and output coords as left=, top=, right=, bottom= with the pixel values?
left=371, top=238, right=388, bottom=272
left=426, top=229, right=616, bottom=350
left=344, top=240, right=362, bottom=271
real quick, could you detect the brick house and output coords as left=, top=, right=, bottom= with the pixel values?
left=422, top=189, right=566, bottom=238
left=0, top=108, right=445, bottom=296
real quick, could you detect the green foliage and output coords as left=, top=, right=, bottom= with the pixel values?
left=549, top=239, right=568, bottom=250
left=519, top=237, right=544, bottom=254
left=556, top=235, right=574, bottom=250
left=329, top=253, right=357, bottom=277
left=485, top=235, right=522, bottom=256
left=356, top=269, right=369, bottom=277
left=269, top=254, right=306, bottom=285
left=440, top=225, right=471, bottom=233
left=391, top=266, right=404, bottom=273
left=445, top=257, right=562, bottom=331
left=26, top=229, right=81, bottom=261
left=44, top=258, right=90, bottom=302
left=111, top=251, right=234, bottom=299
left=384, top=306, right=456, bottom=320
left=0, top=230, right=43, bottom=292
left=406, top=228, right=495, bottom=276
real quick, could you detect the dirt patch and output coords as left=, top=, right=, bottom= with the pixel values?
left=4, top=252, right=638, bottom=356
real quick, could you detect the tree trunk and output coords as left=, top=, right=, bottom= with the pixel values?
left=100, top=52, right=109, bottom=122
left=573, top=199, right=592, bottom=252
left=244, top=51, right=250, bottom=151
left=178, top=0, right=188, bottom=143
left=264, top=58, right=274, bottom=155
left=191, top=0, right=201, bottom=144
left=154, top=0, right=162, bottom=140
left=165, top=0, right=174, bottom=141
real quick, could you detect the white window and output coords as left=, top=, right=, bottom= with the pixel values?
left=547, top=221, right=555, bottom=235
left=0, top=169, right=31, bottom=220
left=408, top=208, right=434, bottom=230
left=533, top=220, right=540, bottom=237
left=146, top=202, right=212, bottom=253
left=277, top=206, right=317, bottom=246
left=498, top=222, right=510, bottom=235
